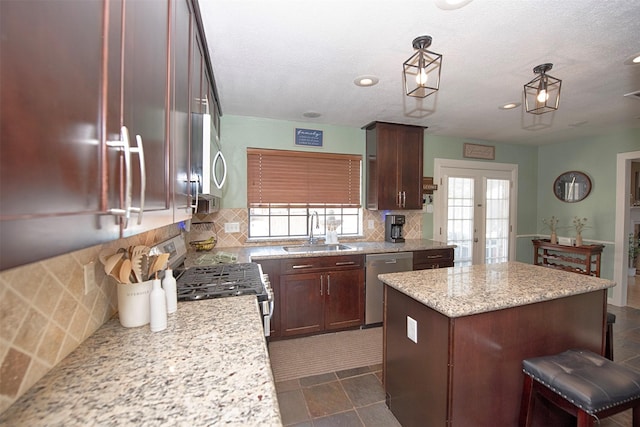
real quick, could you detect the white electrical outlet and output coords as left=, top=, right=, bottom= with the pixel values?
left=407, top=316, right=418, bottom=343
left=224, top=222, right=240, bottom=233
left=368, top=220, right=374, bottom=229
left=83, top=262, right=97, bottom=295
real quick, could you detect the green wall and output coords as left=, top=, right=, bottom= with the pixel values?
left=219, top=115, right=364, bottom=208
left=219, top=114, right=639, bottom=279
left=536, top=128, right=640, bottom=280
left=421, top=135, right=539, bottom=263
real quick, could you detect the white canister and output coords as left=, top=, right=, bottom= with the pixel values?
left=149, top=279, right=167, bottom=332
left=117, top=280, right=152, bottom=328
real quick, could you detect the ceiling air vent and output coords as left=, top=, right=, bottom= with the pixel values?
left=623, top=90, right=640, bottom=101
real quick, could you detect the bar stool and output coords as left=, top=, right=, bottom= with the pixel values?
left=605, top=311, right=616, bottom=361
left=519, top=349, right=640, bottom=427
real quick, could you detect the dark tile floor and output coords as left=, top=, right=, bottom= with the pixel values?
left=276, top=305, right=640, bottom=427
left=276, top=364, right=401, bottom=427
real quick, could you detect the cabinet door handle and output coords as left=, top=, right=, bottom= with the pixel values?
left=212, top=150, right=227, bottom=189
left=397, top=191, right=402, bottom=207
left=292, top=264, right=314, bottom=269
left=327, top=274, right=331, bottom=295
left=426, top=255, right=443, bottom=259
left=189, top=175, right=200, bottom=210
left=335, top=261, right=355, bottom=266
left=402, top=191, right=406, bottom=207
left=107, top=126, right=132, bottom=224
left=128, top=134, right=146, bottom=225
left=320, top=275, right=323, bottom=296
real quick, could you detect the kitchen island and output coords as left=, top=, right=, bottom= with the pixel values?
left=379, top=261, right=615, bottom=427
left=0, top=297, right=281, bottom=426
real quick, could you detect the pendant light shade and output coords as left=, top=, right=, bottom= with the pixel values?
left=524, top=63, right=562, bottom=115
left=403, top=36, right=442, bottom=98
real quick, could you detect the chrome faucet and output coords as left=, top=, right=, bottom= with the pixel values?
left=308, top=211, right=319, bottom=245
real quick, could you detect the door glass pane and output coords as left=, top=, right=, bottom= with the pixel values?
left=447, top=177, right=474, bottom=267
left=485, top=179, right=510, bottom=264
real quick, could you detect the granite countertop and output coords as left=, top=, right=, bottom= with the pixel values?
left=185, top=239, right=453, bottom=266
left=379, top=261, right=616, bottom=318
left=0, top=297, right=281, bottom=427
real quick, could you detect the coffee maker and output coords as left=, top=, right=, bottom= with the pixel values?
left=385, top=214, right=405, bottom=243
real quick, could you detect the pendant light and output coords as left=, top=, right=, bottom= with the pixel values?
left=403, top=35, right=442, bottom=98
left=524, top=63, right=562, bottom=114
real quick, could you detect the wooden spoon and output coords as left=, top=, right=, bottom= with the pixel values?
left=104, top=253, right=124, bottom=280
left=119, top=259, right=132, bottom=284
left=148, top=253, right=170, bottom=279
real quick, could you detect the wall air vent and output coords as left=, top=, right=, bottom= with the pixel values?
left=623, top=90, right=640, bottom=101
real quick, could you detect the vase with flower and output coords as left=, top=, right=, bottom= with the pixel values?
left=573, top=217, right=588, bottom=246
left=542, top=216, right=559, bottom=244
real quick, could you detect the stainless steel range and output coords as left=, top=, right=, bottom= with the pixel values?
left=152, top=236, right=274, bottom=337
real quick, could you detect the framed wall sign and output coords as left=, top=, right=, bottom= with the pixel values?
left=463, top=143, right=495, bottom=160
left=295, top=128, right=323, bottom=147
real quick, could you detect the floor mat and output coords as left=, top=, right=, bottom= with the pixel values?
left=268, top=327, right=382, bottom=382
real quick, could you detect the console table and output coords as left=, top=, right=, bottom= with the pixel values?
left=532, top=239, right=604, bottom=277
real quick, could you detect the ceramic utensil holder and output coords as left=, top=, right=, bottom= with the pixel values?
left=117, top=280, right=152, bottom=327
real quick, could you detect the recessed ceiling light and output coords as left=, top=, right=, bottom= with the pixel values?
left=434, top=0, right=474, bottom=10
left=624, top=53, right=640, bottom=65
left=354, top=75, right=379, bottom=87
left=499, top=102, right=521, bottom=110
left=302, top=111, right=322, bottom=118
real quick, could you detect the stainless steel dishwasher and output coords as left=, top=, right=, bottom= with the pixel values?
left=365, top=252, right=413, bottom=325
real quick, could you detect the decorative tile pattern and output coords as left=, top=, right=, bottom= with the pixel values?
left=194, top=208, right=423, bottom=248
left=0, top=223, right=181, bottom=413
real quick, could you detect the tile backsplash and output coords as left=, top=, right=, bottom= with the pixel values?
left=0, top=223, right=180, bottom=413
left=193, top=208, right=423, bottom=247
left=0, top=210, right=423, bottom=414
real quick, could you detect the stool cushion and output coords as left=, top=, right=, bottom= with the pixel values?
left=523, top=349, right=640, bottom=414
left=607, top=311, right=616, bottom=324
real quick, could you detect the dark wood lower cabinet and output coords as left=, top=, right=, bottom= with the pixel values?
left=384, top=285, right=606, bottom=427
left=281, top=272, right=324, bottom=336
left=274, top=254, right=365, bottom=339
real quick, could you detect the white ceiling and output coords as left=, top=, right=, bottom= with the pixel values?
left=197, top=0, right=640, bottom=145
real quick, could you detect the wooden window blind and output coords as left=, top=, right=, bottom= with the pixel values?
left=247, top=148, right=362, bottom=207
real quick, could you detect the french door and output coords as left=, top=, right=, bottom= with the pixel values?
left=434, top=159, right=517, bottom=266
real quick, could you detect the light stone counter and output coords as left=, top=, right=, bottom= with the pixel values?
left=0, top=297, right=281, bottom=426
left=379, top=261, right=615, bottom=318
left=185, top=239, right=454, bottom=267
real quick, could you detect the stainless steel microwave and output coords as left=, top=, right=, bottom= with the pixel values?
left=191, top=113, right=227, bottom=200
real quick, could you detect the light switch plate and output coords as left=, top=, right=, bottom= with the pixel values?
left=367, top=220, right=374, bottom=230
left=224, top=222, right=240, bottom=233
left=83, top=262, right=97, bottom=295
left=407, top=316, right=418, bottom=343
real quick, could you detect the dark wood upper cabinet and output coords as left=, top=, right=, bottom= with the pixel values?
left=365, top=122, right=424, bottom=210
left=0, top=0, right=219, bottom=270
left=0, top=0, right=120, bottom=270
left=118, top=0, right=172, bottom=236
left=171, top=0, right=194, bottom=223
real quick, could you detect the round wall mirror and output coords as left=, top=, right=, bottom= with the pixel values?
left=553, top=171, right=592, bottom=202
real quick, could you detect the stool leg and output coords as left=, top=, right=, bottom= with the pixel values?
left=605, top=323, right=614, bottom=361
left=519, top=375, right=535, bottom=427
left=633, top=405, right=639, bottom=427
left=576, top=410, right=594, bottom=427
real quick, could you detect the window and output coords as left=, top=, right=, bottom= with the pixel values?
left=247, top=148, right=362, bottom=239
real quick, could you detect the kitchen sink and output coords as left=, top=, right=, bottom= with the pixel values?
left=282, top=244, right=353, bottom=253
